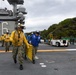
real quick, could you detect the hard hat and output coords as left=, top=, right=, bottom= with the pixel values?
left=6, top=31, right=9, bottom=34
left=17, top=23, right=22, bottom=27
left=17, top=23, right=26, bottom=29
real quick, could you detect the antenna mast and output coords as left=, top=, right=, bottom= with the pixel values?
left=7, top=0, right=24, bottom=16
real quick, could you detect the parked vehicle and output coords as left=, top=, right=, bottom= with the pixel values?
left=40, top=39, right=44, bottom=43
left=50, top=39, right=69, bottom=47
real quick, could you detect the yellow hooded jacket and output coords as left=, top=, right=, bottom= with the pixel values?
left=4, top=34, right=10, bottom=42
left=1, top=35, right=5, bottom=41
left=10, top=30, right=29, bottom=48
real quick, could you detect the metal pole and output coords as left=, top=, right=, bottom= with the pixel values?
left=13, top=3, right=17, bottom=27
left=13, top=3, right=17, bottom=16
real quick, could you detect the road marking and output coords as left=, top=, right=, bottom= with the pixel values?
left=38, top=49, right=76, bottom=52
left=0, top=50, right=66, bottom=53
left=41, top=65, right=46, bottom=68
left=0, top=50, right=12, bottom=53
left=66, top=49, right=76, bottom=51
left=40, top=63, right=46, bottom=68
left=37, top=49, right=67, bottom=52
left=0, top=49, right=76, bottom=53
left=40, top=63, right=44, bottom=65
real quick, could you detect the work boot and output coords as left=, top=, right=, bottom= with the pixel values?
left=14, top=58, right=17, bottom=64
left=19, top=65, right=23, bottom=70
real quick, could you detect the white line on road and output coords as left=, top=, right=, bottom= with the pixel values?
left=66, top=49, right=76, bottom=51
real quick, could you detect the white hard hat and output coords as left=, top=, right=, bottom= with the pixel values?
left=17, top=24, right=26, bottom=29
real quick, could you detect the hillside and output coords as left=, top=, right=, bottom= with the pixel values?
left=41, top=17, right=76, bottom=39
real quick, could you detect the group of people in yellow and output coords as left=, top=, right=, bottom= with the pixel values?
left=0, top=24, right=31, bottom=70
left=0, top=23, right=40, bottom=70
left=0, top=31, right=10, bottom=52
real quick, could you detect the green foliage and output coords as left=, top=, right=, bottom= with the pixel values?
left=40, top=17, right=76, bottom=39
left=40, top=29, right=47, bottom=39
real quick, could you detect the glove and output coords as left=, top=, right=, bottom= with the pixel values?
left=27, top=44, right=32, bottom=48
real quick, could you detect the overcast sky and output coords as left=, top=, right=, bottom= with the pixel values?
left=0, top=0, right=76, bottom=32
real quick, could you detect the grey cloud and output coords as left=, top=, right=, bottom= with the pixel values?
left=24, top=0, right=61, bottom=17
left=24, top=0, right=76, bottom=18
left=25, top=24, right=49, bottom=33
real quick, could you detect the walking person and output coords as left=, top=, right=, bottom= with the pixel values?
left=10, top=24, right=30, bottom=70
left=4, top=31, right=10, bottom=52
left=30, top=32, right=41, bottom=59
left=1, top=34, right=5, bottom=47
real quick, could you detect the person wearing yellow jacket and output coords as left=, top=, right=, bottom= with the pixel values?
left=1, top=34, right=5, bottom=47
left=10, top=24, right=30, bottom=70
left=4, top=32, right=10, bottom=52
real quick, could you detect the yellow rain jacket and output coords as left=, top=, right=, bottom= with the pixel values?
left=4, top=34, right=10, bottom=42
left=10, top=30, right=29, bottom=48
left=0, top=36, right=2, bottom=41
left=1, top=35, right=5, bottom=41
